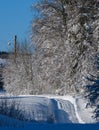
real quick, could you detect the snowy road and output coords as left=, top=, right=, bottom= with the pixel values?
left=50, top=98, right=79, bottom=123
left=0, top=95, right=88, bottom=124
left=0, top=95, right=95, bottom=125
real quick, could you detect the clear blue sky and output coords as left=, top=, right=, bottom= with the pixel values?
left=0, top=0, right=37, bottom=51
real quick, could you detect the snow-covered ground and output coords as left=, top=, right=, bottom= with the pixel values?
left=0, top=94, right=96, bottom=129
left=0, top=58, right=6, bottom=66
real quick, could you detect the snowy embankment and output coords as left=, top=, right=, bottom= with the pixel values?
left=0, top=94, right=96, bottom=129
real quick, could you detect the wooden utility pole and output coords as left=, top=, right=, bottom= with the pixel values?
left=14, top=35, right=17, bottom=62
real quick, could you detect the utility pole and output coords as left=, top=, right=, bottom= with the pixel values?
left=14, top=35, right=17, bottom=62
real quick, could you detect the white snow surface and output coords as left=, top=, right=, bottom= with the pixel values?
left=0, top=58, right=6, bottom=65
left=0, top=94, right=96, bottom=129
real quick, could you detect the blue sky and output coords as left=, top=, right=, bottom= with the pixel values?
left=0, top=0, right=37, bottom=51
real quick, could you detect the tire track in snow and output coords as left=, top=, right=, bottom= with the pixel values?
left=50, top=99, right=72, bottom=123
left=56, top=97, right=85, bottom=123
left=54, top=99, right=79, bottom=123
left=72, top=98, right=85, bottom=124
left=47, top=95, right=85, bottom=123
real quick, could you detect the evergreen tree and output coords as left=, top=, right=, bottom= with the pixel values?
left=86, top=54, right=99, bottom=122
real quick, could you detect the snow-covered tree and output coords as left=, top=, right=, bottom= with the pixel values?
left=3, top=41, right=35, bottom=95
left=31, top=0, right=72, bottom=94
left=67, top=0, right=99, bottom=92
left=85, top=53, right=99, bottom=122
left=31, top=0, right=99, bottom=94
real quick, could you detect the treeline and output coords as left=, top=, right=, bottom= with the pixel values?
left=0, top=51, right=9, bottom=59
left=30, top=0, right=99, bottom=94
left=3, top=0, right=99, bottom=95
